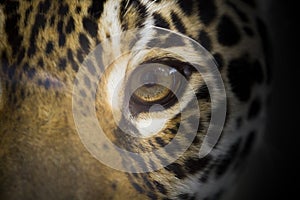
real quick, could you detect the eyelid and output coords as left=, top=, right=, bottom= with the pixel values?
left=142, top=57, right=196, bottom=79
left=126, top=48, right=188, bottom=77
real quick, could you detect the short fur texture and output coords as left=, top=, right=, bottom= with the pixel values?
left=0, top=0, right=269, bottom=199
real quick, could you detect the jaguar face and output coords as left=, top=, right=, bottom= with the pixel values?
left=0, top=1, right=270, bottom=199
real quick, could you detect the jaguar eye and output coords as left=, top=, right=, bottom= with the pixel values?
left=130, top=63, right=179, bottom=103
left=127, top=60, right=193, bottom=114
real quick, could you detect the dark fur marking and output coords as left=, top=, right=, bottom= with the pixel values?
left=196, top=84, right=210, bottom=101
left=163, top=34, right=185, bottom=48
left=4, top=2, right=19, bottom=13
left=58, top=58, right=67, bottom=71
left=57, top=20, right=63, bottom=34
left=153, top=13, right=170, bottom=29
left=11, top=91, right=17, bottom=105
left=178, top=0, right=194, bottom=15
left=38, top=0, right=51, bottom=13
left=77, top=49, right=84, bottom=63
left=171, top=11, right=186, bottom=34
left=141, top=175, right=154, bottom=190
left=1, top=51, right=8, bottom=74
left=83, top=17, right=98, bottom=37
left=23, top=63, right=36, bottom=79
left=44, top=78, right=51, bottom=90
left=57, top=20, right=66, bottom=47
left=175, top=122, right=180, bottom=129
left=8, top=64, right=16, bottom=80
left=119, top=0, right=129, bottom=29
left=5, top=14, right=23, bottom=56
left=88, top=0, right=106, bottom=19
left=17, top=47, right=25, bottom=65
left=153, top=181, right=167, bottom=194
left=111, top=182, right=117, bottom=190
left=79, top=33, right=90, bottom=54
left=197, top=120, right=205, bottom=133
left=192, top=136, right=200, bottom=145
left=217, top=15, right=241, bottom=46
left=166, top=121, right=180, bottom=135
left=86, top=59, right=96, bottom=75
left=199, top=30, right=212, bottom=51
left=148, top=140, right=156, bottom=149
left=236, top=117, right=243, bottom=129
left=185, top=155, right=212, bottom=174
left=24, top=5, right=33, bottom=26
left=197, top=0, right=217, bottom=26
left=84, top=75, right=91, bottom=88
left=58, top=32, right=66, bottom=46
left=248, top=98, right=261, bottom=119
left=58, top=4, right=69, bottom=16
left=135, top=1, right=147, bottom=28
left=241, top=131, right=256, bottom=157
left=50, top=15, right=55, bottom=26
left=66, top=16, right=75, bottom=34
left=67, top=49, right=79, bottom=72
left=20, top=88, right=25, bottom=100
left=155, top=137, right=167, bottom=147
left=27, top=46, right=36, bottom=58
left=38, top=58, right=44, bottom=68
left=148, top=158, right=158, bottom=170
left=76, top=6, right=81, bottom=14
left=147, top=192, right=158, bottom=200
left=165, top=163, right=186, bottom=179
left=213, top=53, right=224, bottom=71
left=227, top=55, right=264, bottom=102
left=147, top=38, right=161, bottom=48
left=79, top=89, right=87, bottom=98
left=45, top=41, right=54, bottom=54
left=120, top=0, right=131, bottom=14
left=131, top=182, right=145, bottom=194
left=11, top=81, right=17, bottom=94
left=93, top=50, right=104, bottom=72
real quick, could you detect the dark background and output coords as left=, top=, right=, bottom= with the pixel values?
left=232, top=1, right=299, bottom=199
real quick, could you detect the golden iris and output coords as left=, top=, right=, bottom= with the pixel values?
left=129, top=63, right=180, bottom=104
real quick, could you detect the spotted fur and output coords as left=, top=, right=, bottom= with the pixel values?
left=0, top=0, right=269, bottom=199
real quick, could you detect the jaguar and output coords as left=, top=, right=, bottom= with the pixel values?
left=0, top=0, right=270, bottom=199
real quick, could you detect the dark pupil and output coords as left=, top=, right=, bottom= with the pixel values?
left=140, top=72, right=157, bottom=88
